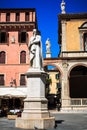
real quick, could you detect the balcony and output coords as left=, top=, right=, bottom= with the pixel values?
left=71, top=98, right=87, bottom=106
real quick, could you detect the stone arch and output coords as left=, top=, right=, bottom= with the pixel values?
left=79, top=22, right=87, bottom=51
left=80, top=22, right=87, bottom=28
left=68, top=63, right=87, bottom=78
left=43, top=62, right=63, bottom=77
left=68, top=63, right=87, bottom=98
left=43, top=62, right=63, bottom=109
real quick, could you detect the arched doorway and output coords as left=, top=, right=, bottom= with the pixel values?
left=44, top=65, right=61, bottom=110
left=69, top=65, right=87, bottom=98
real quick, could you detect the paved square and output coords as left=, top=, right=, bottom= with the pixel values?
left=0, top=113, right=87, bottom=130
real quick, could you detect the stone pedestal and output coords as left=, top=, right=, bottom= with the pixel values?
left=15, top=69, right=55, bottom=129
left=46, top=52, right=51, bottom=58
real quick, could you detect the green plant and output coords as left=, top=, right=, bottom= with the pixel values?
left=45, top=77, right=52, bottom=97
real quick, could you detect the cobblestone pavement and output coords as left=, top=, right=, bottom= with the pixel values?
left=0, top=113, right=87, bottom=130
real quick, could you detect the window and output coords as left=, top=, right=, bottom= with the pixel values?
left=56, top=82, right=61, bottom=89
left=18, top=31, right=28, bottom=43
left=79, top=22, right=87, bottom=51
left=84, top=33, right=87, bottom=51
left=20, top=74, right=26, bottom=86
left=0, top=32, right=7, bottom=43
left=6, top=13, right=10, bottom=21
left=25, top=12, right=29, bottom=21
left=0, top=74, right=4, bottom=85
left=0, top=51, right=5, bottom=63
left=55, top=73, right=59, bottom=80
left=16, top=13, right=20, bottom=21
left=20, top=51, right=26, bottom=63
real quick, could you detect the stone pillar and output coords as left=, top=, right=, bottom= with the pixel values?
left=46, top=52, right=51, bottom=58
left=61, top=62, right=71, bottom=111
left=45, top=38, right=51, bottom=58
left=15, top=69, right=55, bottom=129
left=61, top=21, right=66, bottom=52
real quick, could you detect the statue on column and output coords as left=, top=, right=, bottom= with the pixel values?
left=45, top=38, right=51, bottom=58
left=61, top=0, right=66, bottom=14
left=16, top=28, right=55, bottom=130
left=28, top=29, right=43, bottom=70
left=45, top=38, right=51, bottom=53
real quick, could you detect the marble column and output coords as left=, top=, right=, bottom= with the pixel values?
left=61, top=62, right=71, bottom=111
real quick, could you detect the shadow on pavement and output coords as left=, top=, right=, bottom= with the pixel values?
left=54, top=120, right=64, bottom=129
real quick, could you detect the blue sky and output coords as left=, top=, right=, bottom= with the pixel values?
left=0, top=0, right=87, bottom=58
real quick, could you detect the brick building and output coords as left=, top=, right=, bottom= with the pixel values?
left=0, top=8, right=37, bottom=112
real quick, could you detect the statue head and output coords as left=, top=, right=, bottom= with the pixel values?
left=33, top=29, right=37, bottom=35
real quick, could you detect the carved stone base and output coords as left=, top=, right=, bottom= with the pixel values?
left=15, top=69, right=55, bottom=129
left=16, top=97, right=55, bottom=129
left=21, top=97, right=50, bottom=119
left=16, top=117, right=55, bottom=129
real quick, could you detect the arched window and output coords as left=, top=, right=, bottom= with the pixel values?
left=0, top=51, right=5, bottom=63
left=83, top=33, right=87, bottom=51
left=79, top=22, right=87, bottom=51
left=20, top=51, right=26, bottom=63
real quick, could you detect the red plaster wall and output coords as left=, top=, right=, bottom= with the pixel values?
left=0, top=9, right=36, bottom=87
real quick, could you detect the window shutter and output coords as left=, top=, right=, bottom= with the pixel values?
left=6, top=32, right=9, bottom=44
left=0, top=74, right=4, bottom=85
left=26, top=33, right=28, bottom=45
left=20, top=74, right=26, bottom=85
left=18, top=32, right=21, bottom=43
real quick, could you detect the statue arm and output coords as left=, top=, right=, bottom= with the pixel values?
left=28, top=35, right=41, bottom=50
left=32, top=36, right=41, bottom=44
left=28, top=37, right=35, bottom=50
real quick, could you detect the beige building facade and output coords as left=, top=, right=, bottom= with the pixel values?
left=44, top=13, right=87, bottom=112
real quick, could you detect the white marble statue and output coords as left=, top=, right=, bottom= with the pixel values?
left=45, top=38, right=51, bottom=53
left=61, top=0, right=66, bottom=14
left=28, top=29, right=43, bottom=70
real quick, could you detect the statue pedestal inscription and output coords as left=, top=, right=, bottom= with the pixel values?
left=15, top=69, right=55, bottom=129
